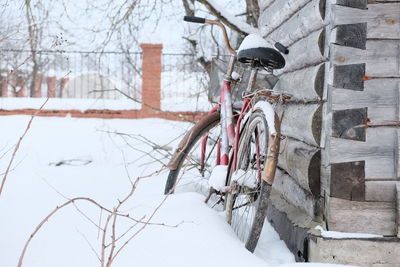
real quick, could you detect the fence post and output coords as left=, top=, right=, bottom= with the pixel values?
left=0, top=72, right=7, bottom=97
left=140, top=43, right=163, bottom=112
left=47, top=76, right=57, bottom=98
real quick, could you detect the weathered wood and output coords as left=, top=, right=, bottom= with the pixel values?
left=333, top=64, right=365, bottom=91
left=276, top=103, right=322, bottom=147
left=258, top=0, right=276, bottom=11
left=309, top=237, right=400, bottom=265
left=330, top=128, right=397, bottom=179
left=331, top=41, right=400, bottom=78
left=332, top=23, right=367, bottom=50
left=332, top=4, right=400, bottom=39
left=274, top=63, right=324, bottom=101
left=276, top=29, right=326, bottom=75
left=267, top=189, right=318, bottom=261
left=365, top=181, right=397, bottom=202
left=396, top=182, right=400, bottom=238
left=273, top=168, right=318, bottom=218
left=258, top=0, right=312, bottom=38
left=332, top=108, right=367, bottom=141
left=332, top=79, right=400, bottom=113
left=327, top=196, right=396, bottom=235
left=331, top=161, right=365, bottom=201
left=278, top=137, right=321, bottom=196
left=208, top=58, right=278, bottom=106
left=266, top=0, right=326, bottom=47
left=335, top=0, right=367, bottom=9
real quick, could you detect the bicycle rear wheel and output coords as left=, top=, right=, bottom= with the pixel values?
left=165, top=112, right=222, bottom=198
left=225, top=109, right=271, bottom=252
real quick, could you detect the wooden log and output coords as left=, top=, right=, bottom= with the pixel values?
left=365, top=181, right=397, bottom=202
left=266, top=0, right=326, bottom=47
left=273, top=168, right=317, bottom=218
left=330, top=161, right=365, bottom=201
left=330, top=128, right=397, bottom=179
left=327, top=196, right=396, bottom=235
left=276, top=103, right=322, bottom=147
left=331, top=41, right=400, bottom=78
left=273, top=63, right=324, bottom=101
left=278, top=138, right=321, bottom=196
left=276, top=29, right=326, bottom=75
left=332, top=108, right=367, bottom=141
left=396, top=182, right=400, bottom=238
left=335, top=0, right=367, bottom=9
left=258, top=0, right=311, bottom=38
left=331, top=23, right=366, bottom=50
left=332, top=63, right=365, bottom=91
left=331, top=79, right=400, bottom=119
left=332, top=4, right=400, bottom=39
left=258, top=0, right=276, bottom=11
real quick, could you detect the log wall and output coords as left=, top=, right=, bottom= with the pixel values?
left=258, top=0, right=400, bottom=240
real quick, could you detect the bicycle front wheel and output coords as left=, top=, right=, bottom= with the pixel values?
left=165, top=112, right=222, bottom=197
left=225, top=109, right=271, bottom=252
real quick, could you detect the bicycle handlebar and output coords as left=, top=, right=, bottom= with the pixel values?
left=183, top=16, right=289, bottom=56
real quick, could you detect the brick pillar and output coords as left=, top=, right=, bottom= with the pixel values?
left=0, top=74, right=7, bottom=97
left=59, top=77, right=69, bottom=98
left=16, top=76, right=26, bottom=97
left=140, top=44, right=163, bottom=111
left=33, top=74, right=43, bottom=97
left=47, top=76, right=57, bottom=98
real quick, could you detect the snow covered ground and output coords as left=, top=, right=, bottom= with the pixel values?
left=0, top=115, right=351, bottom=267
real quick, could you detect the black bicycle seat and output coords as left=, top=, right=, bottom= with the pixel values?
left=238, top=47, right=285, bottom=70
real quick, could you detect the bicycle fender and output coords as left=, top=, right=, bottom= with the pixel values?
left=167, top=112, right=220, bottom=170
left=252, top=101, right=277, bottom=134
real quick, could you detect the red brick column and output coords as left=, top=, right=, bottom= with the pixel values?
left=0, top=74, right=7, bottom=97
left=33, top=74, right=43, bottom=97
left=16, top=76, right=26, bottom=97
left=60, top=77, right=69, bottom=97
left=140, top=44, right=163, bottom=112
left=47, top=76, right=57, bottom=98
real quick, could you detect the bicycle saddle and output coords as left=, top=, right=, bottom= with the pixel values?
left=237, top=34, right=285, bottom=70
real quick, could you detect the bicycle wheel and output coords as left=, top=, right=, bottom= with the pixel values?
left=225, top=109, right=272, bottom=252
left=164, top=112, right=222, bottom=198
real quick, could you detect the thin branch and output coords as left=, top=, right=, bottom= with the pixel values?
left=0, top=98, right=48, bottom=196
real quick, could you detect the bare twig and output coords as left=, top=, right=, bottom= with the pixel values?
left=0, top=98, right=48, bottom=196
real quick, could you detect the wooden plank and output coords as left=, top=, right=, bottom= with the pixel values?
left=332, top=64, right=365, bottom=91
left=327, top=196, right=396, bottom=235
left=331, top=41, right=400, bottom=78
left=258, top=0, right=312, bottom=38
left=267, top=0, right=326, bottom=47
left=330, top=128, right=397, bottom=179
left=309, top=237, right=400, bottom=265
left=365, top=181, right=397, bottom=202
left=278, top=138, right=321, bottom=196
left=276, top=103, right=322, bottom=147
left=274, top=63, right=324, bottom=101
left=332, top=23, right=367, bottom=50
left=335, top=0, right=367, bottom=9
left=273, top=169, right=317, bottom=218
left=331, top=161, right=365, bottom=201
left=332, top=79, right=400, bottom=111
left=332, top=4, right=400, bottom=39
left=396, top=182, right=400, bottom=238
left=276, top=29, right=326, bottom=75
left=332, top=108, right=367, bottom=141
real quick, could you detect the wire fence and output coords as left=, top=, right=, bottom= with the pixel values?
left=0, top=50, right=210, bottom=111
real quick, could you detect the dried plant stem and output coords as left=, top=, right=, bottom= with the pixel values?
left=0, top=98, right=48, bottom=196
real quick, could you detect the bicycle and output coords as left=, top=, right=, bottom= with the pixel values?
left=165, top=16, right=289, bottom=252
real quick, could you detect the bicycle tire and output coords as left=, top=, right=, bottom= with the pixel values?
left=164, top=112, right=221, bottom=196
left=225, top=109, right=272, bottom=252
